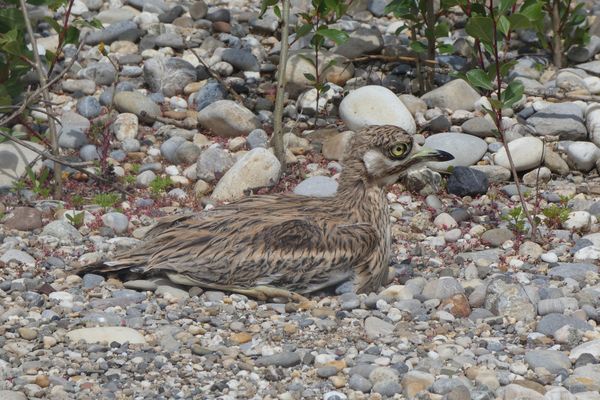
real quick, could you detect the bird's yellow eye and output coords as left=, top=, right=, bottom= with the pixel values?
left=389, top=143, right=408, bottom=158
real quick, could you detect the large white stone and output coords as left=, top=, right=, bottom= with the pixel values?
left=339, top=85, right=416, bottom=134
left=66, top=327, right=146, bottom=344
left=212, top=148, right=281, bottom=201
left=0, top=141, right=45, bottom=190
left=424, top=132, right=487, bottom=171
left=570, top=339, right=600, bottom=360
left=587, top=103, right=600, bottom=147
left=567, top=141, right=600, bottom=171
left=493, top=136, right=543, bottom=172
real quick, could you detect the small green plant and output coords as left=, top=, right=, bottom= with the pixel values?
left=71, top=194, right=85, bottom=208
left=93, top=192, right=120, bottom=209
left=149, top=176, right=173, bottom=197
left=130, top=163, right=141, bottom=174
left=502, top=206, right=528, bottom=234
left=124, top=174, right=136, bottom=185
left=541, top=204, right=570, bottom=229
left=25, top=166, right=51, bottom=198
left=65, top=211, right=85, bottom=229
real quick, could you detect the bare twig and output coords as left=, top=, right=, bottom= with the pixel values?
left=20, top=0, right=63, bottom=198
left=188, top=48, right=245, bottom=103
left=139, top=111, right=197, bottom=129
left=271, top=0, right=290, bottom=171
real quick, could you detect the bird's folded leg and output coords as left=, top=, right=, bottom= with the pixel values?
left=243, top=286, right=309, bottom=303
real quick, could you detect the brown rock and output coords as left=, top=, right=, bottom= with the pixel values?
left=439, top=294, right=471, bottom=318
left=4, top=207, right=43, bottom=231
left=230, top=332, right=252, bottom=344
left=213, top=21, right=231, bottom=33
left=35, top=375, right=50, bottom=388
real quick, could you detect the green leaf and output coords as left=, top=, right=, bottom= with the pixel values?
left=315, top=28, right=349, bottom=45
left=508, top=13, right=531, bottom=30
left=303, top=72, right=316, bottom=82
left=64, top=26, right=80, bottom=45
left=295, top=23, right=312, bottom=38
left=394, top=25, right=408, bottom=35
left=273, top=4, right=281, bottom=19
left=410, top=41, right=427, bottom=53
left=501, top=80, right=524, bottom=109
left=434, top=22, right=449, bottom=38
left=489, top=98, right=503, bottom=110
left=498, top=15, right=510, bottom=37
left=466, top=69, right=494, bottom=91
left=500, top=60, right=518, bottom=77
left=437, top=43, right=455, bottom=54
left=465, top=16, right=495, bottom=45
left=521, top=2, right=543, bottom=21
left=43, top=16, right=62, bottom=35
left=0, top=8, right=24, bottom=32
left=498, top=0, right=516, bottom=14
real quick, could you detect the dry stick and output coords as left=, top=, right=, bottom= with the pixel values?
left=271, top=0, right=290, bottom=172
left=20, top=0, right=62, bottom=198
left=0, top=129, right=133, bottom=196
left=0, top=37, right=86, bottom=128
left=139, top=111, right=196, bottom=129
left=188, top=48, right=244, bottom=104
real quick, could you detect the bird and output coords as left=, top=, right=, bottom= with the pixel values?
left=79, top=125, right=453, bottom=301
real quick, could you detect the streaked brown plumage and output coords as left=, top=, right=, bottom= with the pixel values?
left=80, top=125, right=453, bottom=300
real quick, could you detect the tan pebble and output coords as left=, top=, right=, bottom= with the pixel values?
left=35, top=375, right=50, bottom=388
left=230, top=332, right=252, bottom=344
left=65, top=275, right=82, bottom=285
left=105, top=278, right=124, bottom=288
left=330, top=375, right=346, bottom=388
left=43, top=336, right=57, bottom=348
left=18, top=327, right=38, bottom=340
left=327, top=360, right=347, bottom=371
left=283, top=324, right=297, bottom=334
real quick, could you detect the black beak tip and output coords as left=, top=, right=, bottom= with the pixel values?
left=435, top=150, right=454, bottom=161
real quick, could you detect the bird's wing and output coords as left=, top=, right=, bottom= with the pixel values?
left=132, top=217, right=379, bottom=293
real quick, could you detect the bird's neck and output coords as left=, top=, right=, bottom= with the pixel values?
left=336, top=160, right=387, bottom=220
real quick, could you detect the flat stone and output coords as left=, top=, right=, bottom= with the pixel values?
left=0, top=249, right=36, bottom=266
left=481, top=228, right=514, bottom=247
left=333, top=27, right=383, bottom=59
left=4, top=207, right=43, bottom=231
left=114, top=91, right=161, bottom=122
left=42, top=220, right=83, bottom=243
left=198, top=100, right=260, bottom=137
left=525, top=350, right=571, bottom=374
left=364, top=316, right=394, bottom=338
left=59, top=111, right=90, bottom=149
left=527, top=103, right=587, bottom=140
left=566, top=141, right=600, bottom=171
left=85, top=20, right=140, bottom=45
left=548, top=263, right=598, bottom=283
left=570, top=339, right=600, bottom=360
left=421, top=79, right=481, bottom=111
left=536, top=313, right=593, bottom=335
left=293, top=176, right=338, bottom=197
left=255, top=352, right=301, bottom=367
left=66, top=327, right=146, bottom=344
left=285, top=49, right=353, bottom=97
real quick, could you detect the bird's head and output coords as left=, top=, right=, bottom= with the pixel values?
left=343, top=125, right=454, bottom=187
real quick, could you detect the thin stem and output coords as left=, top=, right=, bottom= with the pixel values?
left=489, top=0, right=537, bottom=239
left=272, top=0, right=290, bottom=172
left=48, top=0, right=75, bottom=76
left=552, top=0, right=563, bottom=68
left=411, top=27, right=425, bottom=94
left=20, top=0, right=62, bottom=199
left=313, top=14, right=321, bottom=128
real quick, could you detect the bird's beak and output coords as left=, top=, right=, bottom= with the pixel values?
left=409, top=147, right=454, bottom=163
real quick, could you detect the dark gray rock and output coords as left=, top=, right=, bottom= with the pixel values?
left=189, top=1, right=208, bottom=19
left=447, top=167, right=489, bottom=197
left=221, top=49, right=260, bottom=72
left=194, top=81, right=227, bottom=111
left=196, top=146, right=235, bottom=182
left=58, top=112, right=90, bottom=149
left=247, top=128, right=269, bottom=149
left=525, top=350, right=571, bottom=374
left=158, top=5, right=184, bottom=23
left=548, top=263, right=598, bottom=283
left=255, top=352, right=301, bottom=367
left=154, top=33, right=185, bottom=49
left=85, top=20, right=141, bottom=45
left=527, top=103, right=587, bottom=140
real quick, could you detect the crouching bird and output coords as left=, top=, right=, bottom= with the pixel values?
left=79, top=125, right=453, bottom=300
